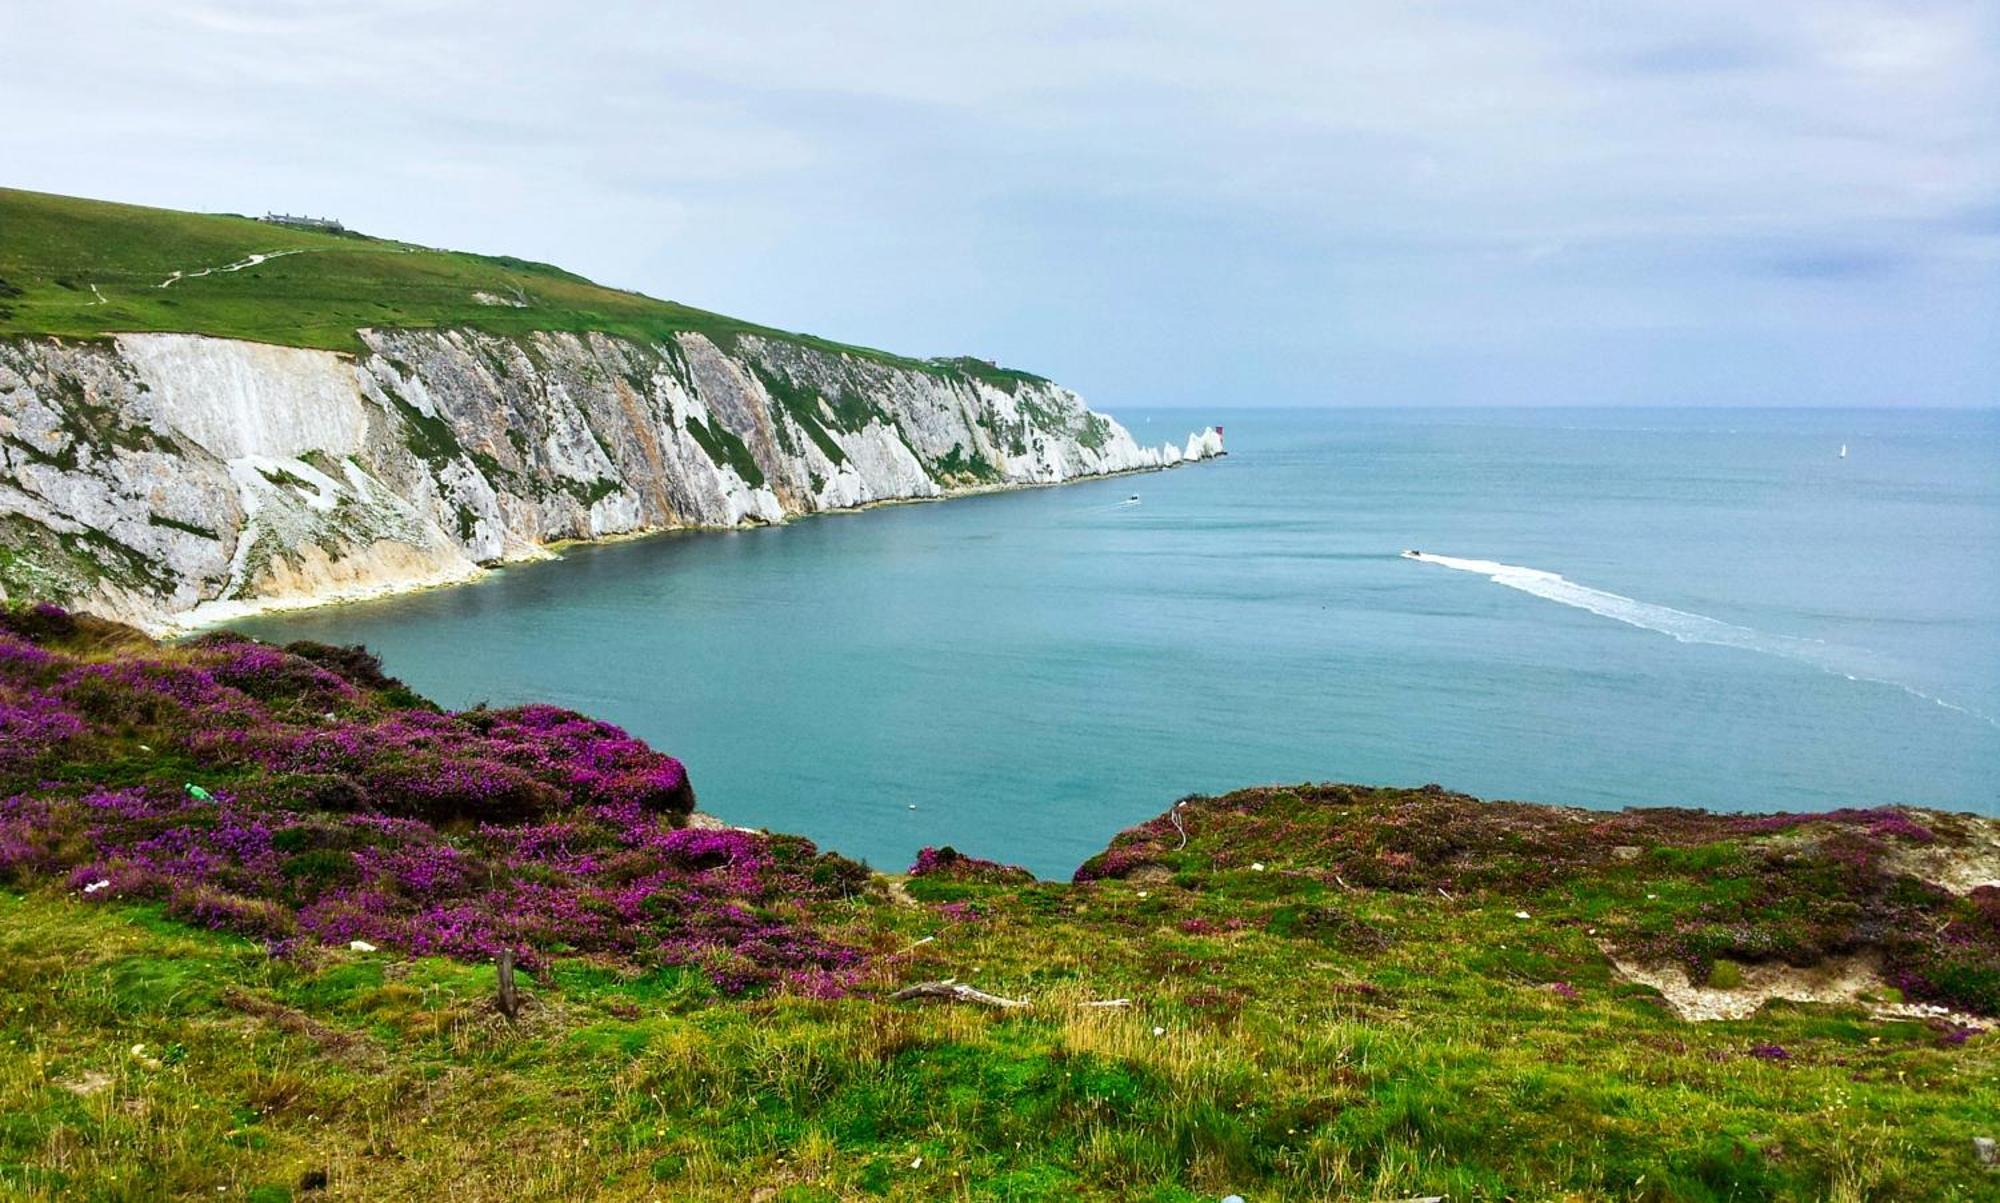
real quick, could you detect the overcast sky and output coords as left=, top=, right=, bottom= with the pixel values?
left=6, top=2, right=1996, bottom=407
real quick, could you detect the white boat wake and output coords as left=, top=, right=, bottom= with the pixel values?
left=1401, top=551, right=1998, bottom=731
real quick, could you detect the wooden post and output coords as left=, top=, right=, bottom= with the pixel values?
left=496, top=950, right=520, bottom=1023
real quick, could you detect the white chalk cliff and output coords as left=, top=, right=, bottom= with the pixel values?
left=0, top=329, right=1221, bottom=631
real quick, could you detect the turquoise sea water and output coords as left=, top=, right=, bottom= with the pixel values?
left=234, top=408, right=2000, bottom=878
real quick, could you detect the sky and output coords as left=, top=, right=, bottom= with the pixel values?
left=4, top=1, right=1997, bottom=408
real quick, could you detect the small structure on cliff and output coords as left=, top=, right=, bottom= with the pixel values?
left=260, top=212, right=345, bottom=233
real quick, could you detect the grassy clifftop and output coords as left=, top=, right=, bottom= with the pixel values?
left=0, top=610, right=1995, bottom=1200
left=0, top=189, right=1045, bottom=391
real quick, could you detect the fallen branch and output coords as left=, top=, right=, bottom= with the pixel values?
left=889, top=979, right=1029, bottom=1009
left=1082, top=998, right=1132, bottom=1009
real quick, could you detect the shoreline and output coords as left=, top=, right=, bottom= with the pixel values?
left=170, top=452, right=1223, bottom=634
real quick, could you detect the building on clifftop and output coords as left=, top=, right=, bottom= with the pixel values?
left=260, top=212, right=345, bottom=233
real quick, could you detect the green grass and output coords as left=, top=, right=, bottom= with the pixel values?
left=933, top=443, right=1003, bottom=485
left=4, top=829, right=1996, bottom=1200
left=0, top=188, right=1007, bottom=384
left=683, top=414, right=767, bottom=489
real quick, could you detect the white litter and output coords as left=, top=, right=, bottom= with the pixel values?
left=348, top=940, right=377, bottom=953
left=82, top=879, right=111, bottom=894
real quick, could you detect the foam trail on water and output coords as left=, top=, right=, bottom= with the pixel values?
left=1401, top=551, right=1999, bottom=731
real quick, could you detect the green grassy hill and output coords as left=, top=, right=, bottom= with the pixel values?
left=0, top=607, right=1995, bottom=1200
left=0, top=189, right=1045, bottom=392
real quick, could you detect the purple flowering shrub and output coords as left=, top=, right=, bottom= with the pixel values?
left=0, top=607, right=870, bottom=993
left=1731, top=807, right=1937, bottom=844
left=191, top=632, right=362, bottom=709
left=0, top=601, right=81, bottom=645
left=907, top=845, right=1034, bottom=885
left=278, top=639, right=413, bottom=695
left=1076, top=783, right=2000, bottom=1017
left=1886, top=885, right=2000, bottom=1017
left=0, top=683, right=86, bottom=768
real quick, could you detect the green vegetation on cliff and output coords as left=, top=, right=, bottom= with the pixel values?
left=0, top=611, right=1994, bottom=1201
left=0, top=189, right=1045, bottom=396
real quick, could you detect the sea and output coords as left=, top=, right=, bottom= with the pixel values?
left=233, top=407, right=2000, bottom=878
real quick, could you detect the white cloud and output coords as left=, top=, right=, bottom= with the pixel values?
left=3, top=0, right=1994, bottom=405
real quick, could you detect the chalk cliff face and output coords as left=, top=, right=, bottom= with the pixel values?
left=0, top=329, right=1219, bottom=631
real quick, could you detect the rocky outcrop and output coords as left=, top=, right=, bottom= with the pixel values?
left=0, top=329, right=1220, bottom=630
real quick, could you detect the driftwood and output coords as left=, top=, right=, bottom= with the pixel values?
left=496, top=950, right=521, bottom=1023
left=889, top=979, right=1029, bottom=1009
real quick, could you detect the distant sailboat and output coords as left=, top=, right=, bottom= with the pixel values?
left=1839, top=443, right=1848, bottom=459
